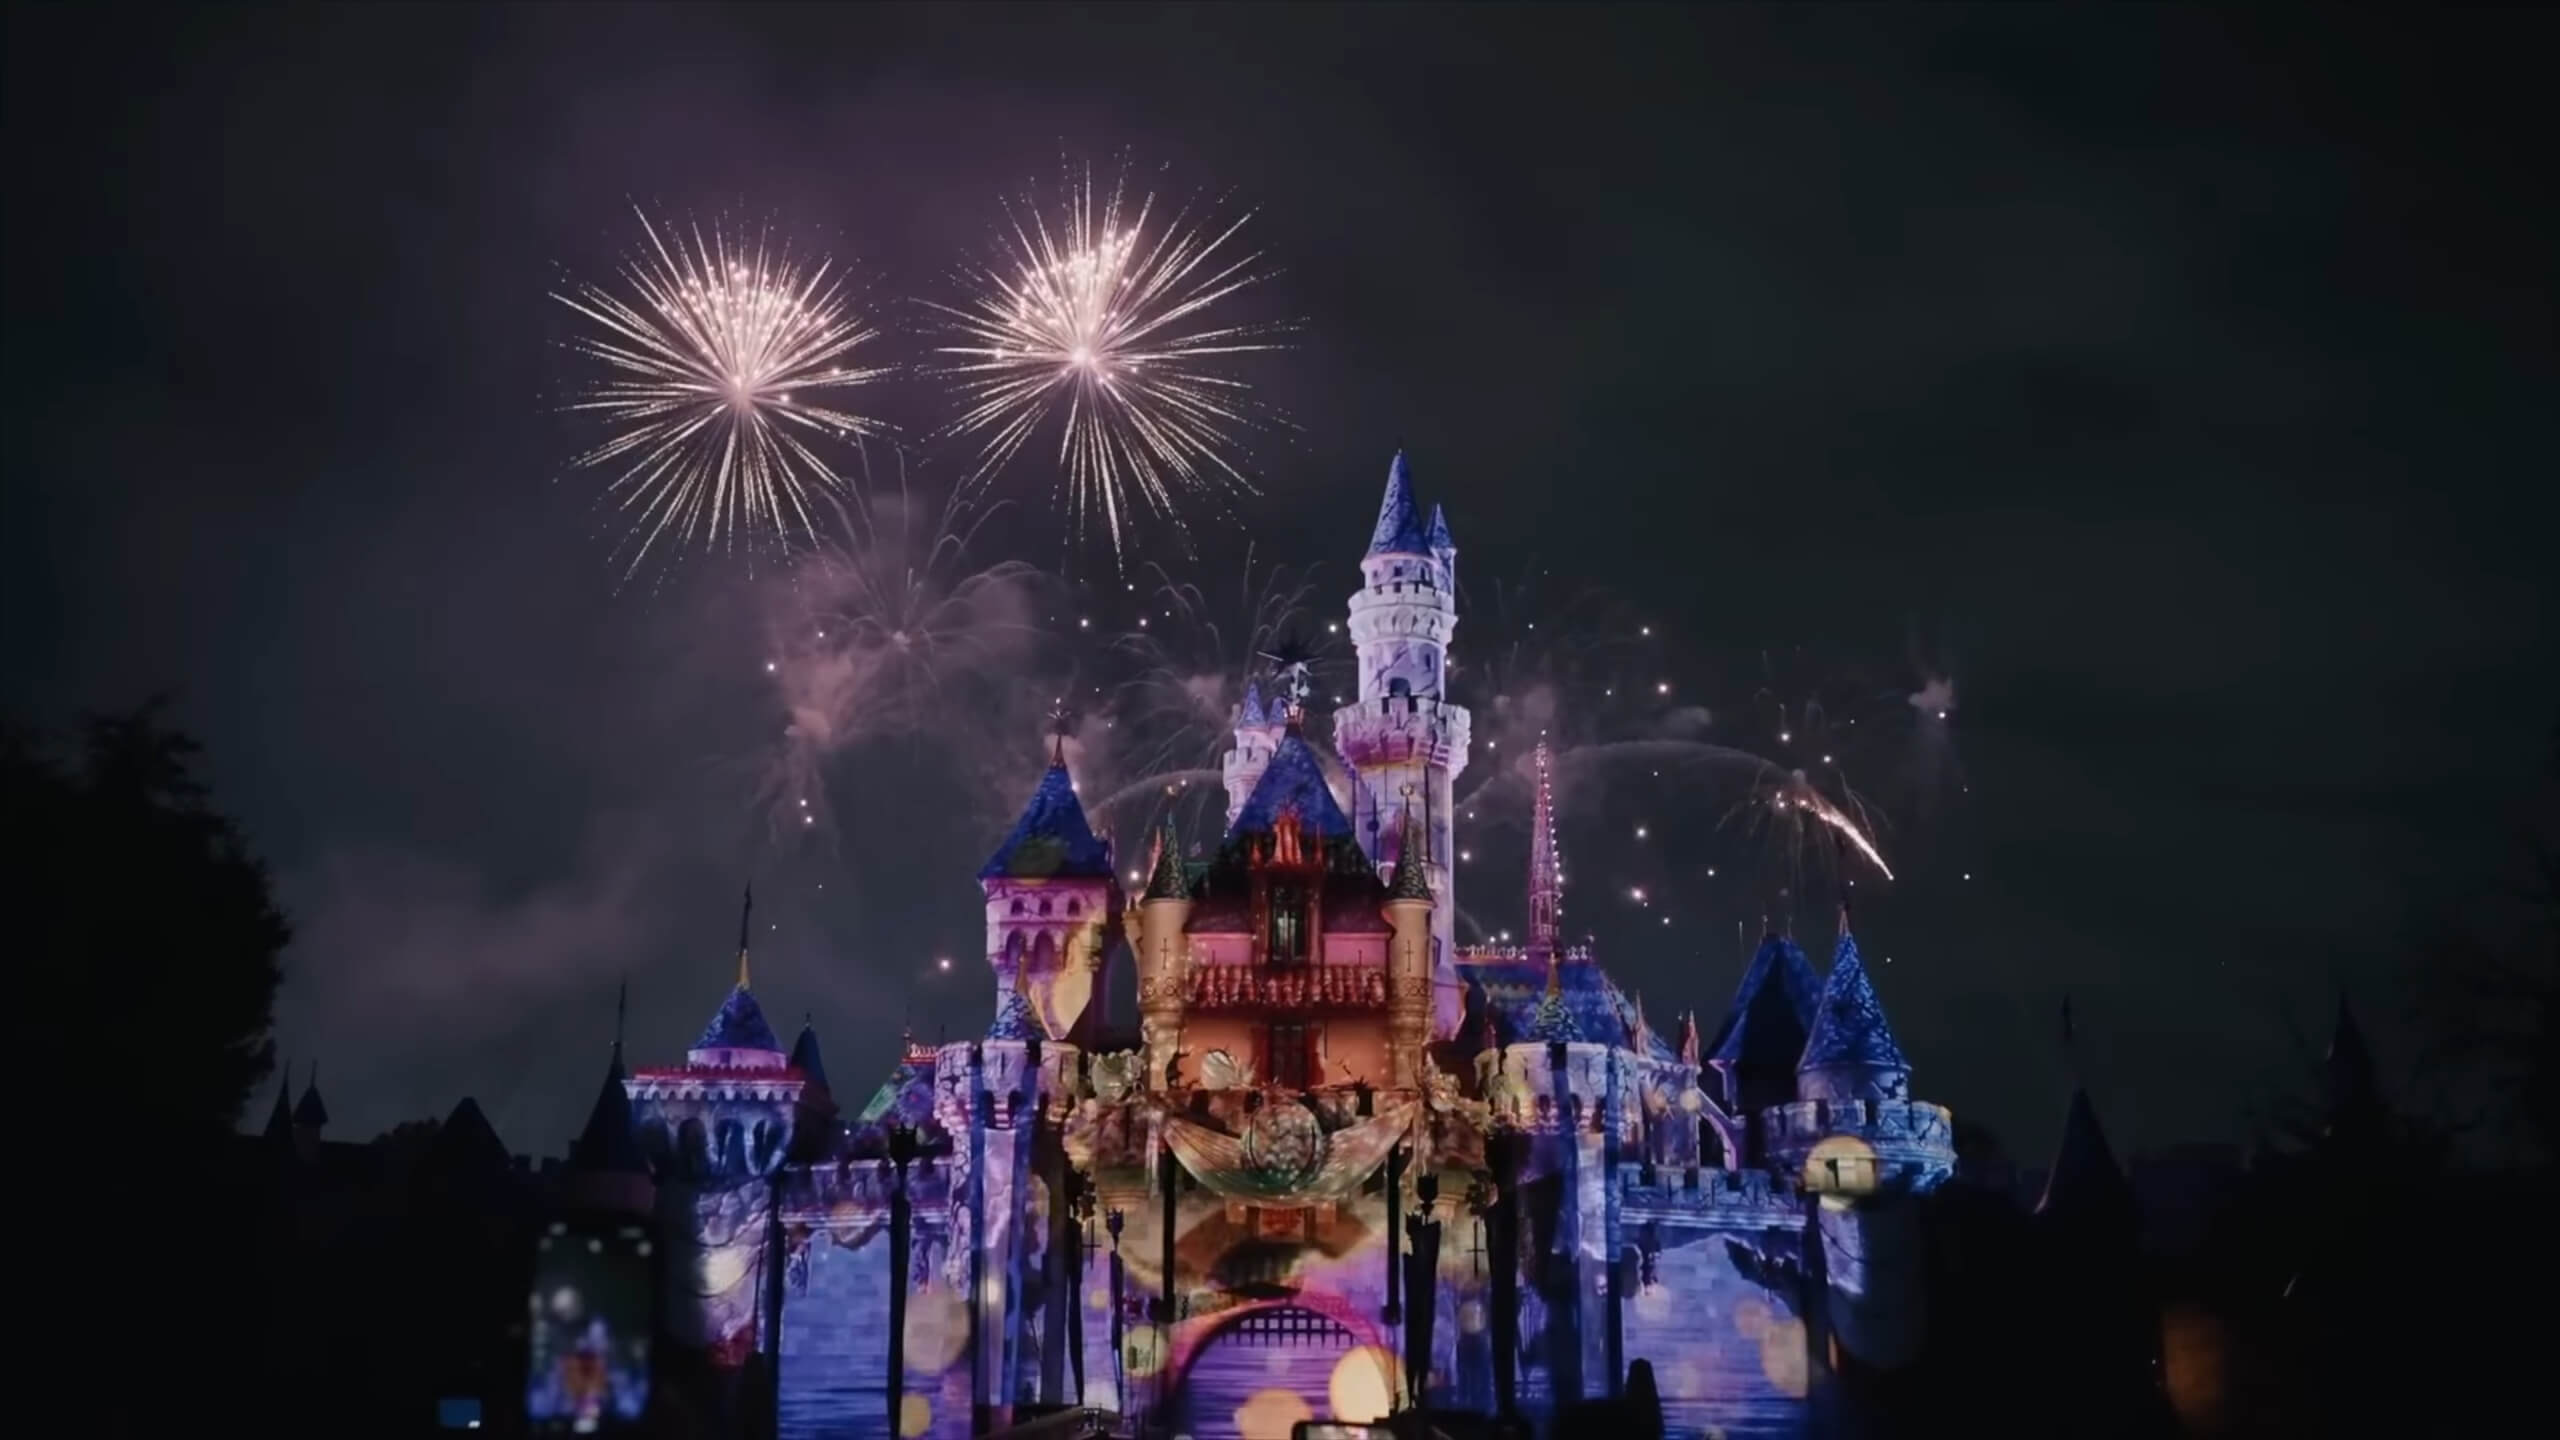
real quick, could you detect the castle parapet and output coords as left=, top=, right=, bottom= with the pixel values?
left=1616, top=1164, right=1803, bottom=1227
left=1763, top=1096, right=1956, bottom=1196
left=778, top=1154, right=955, bottom=1224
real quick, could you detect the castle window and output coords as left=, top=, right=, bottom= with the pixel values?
left=1266, top=1022, right=1312, bottom=1090
left=1039, top=898, right=1053, bottom=917
left=1266, top=882, right=1308, bottom=967
left=1010, top=899, right=1025, bottom=916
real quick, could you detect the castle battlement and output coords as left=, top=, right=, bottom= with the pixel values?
left=1616, top=1165, right=1804, bottom=1227
left=1764, top=1096, right=1957, bottom=1196
left=778, top=1155, right=955, bottom=1222
left=1331, top=694, right=1472, bottom=769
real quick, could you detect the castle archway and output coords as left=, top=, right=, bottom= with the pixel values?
left=1164, top=1301, right=1395, bottom=1440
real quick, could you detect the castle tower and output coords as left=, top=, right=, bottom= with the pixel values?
left=1527, top=737, right=1563, bottom=961
left=979, top=733, right=1117, bottom=1042
left=1383, top=796, right=1437, bottom=1087
left=1331, top=451, right=1471, bottom=1037
left=1221, top=681, right=1285, bottom=829
left=625, top=891, right=804, bottom=1372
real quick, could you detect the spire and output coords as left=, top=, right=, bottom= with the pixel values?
left=1426, top=502, right=1454, bottom=555
left=981, top=748, right=1114, bottom=880
left=1048, top=700, right=1075, bottom=766
left=569, top=1024, right=643, bottom=1175
left=2036, top=1087, right=2131, bottom=1224
left=790, top=1013, right=831, bottom=1094
left=1677, top=1010, right=1701, bottom=1067
left=263, top=1060, right=294, bottom=1141
left=1798, top=921, right=1911, bottom=1092
left=1366, top=450, right=1430, bottom=556
left=1387, top=786, right=1434, bottom=902
left=293, top=1062, right=330, bottom=1130
left=1528, top=738, right=1562, bottom=956
left=1239, top=681, right=1266, bottom=730
left=1143, top=815, right=1189, bottom=900
left=1630, top=992, right=1653, bottom=1052
left=735, top=884, right=754, bottom=989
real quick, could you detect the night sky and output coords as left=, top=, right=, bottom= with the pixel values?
left=7, top=4, right=2552, bottom=1168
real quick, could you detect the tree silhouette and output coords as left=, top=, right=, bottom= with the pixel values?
left=8, top=702, right=287, bottom=1142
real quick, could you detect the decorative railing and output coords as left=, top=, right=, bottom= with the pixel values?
left=1182, top=962, right=1389, bottom=1010
left=1615, top=1165, right=1803, bottom=1224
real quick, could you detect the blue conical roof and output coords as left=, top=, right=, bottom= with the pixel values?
left=1707, top=932, right=1820, bottom=1069
left=1228, top=732, right=1358, bottom=843
left=1799, top=929, right=1909, bottom=1073
left=263, top=1062, right=294, bottom=1141
left=1426, top=502, right=1454, bottom=553
left=1239, top=682, right=1266, bottom=729
left=980, top=762, right=1114, bottom=880
left=790, top=1018, right=831, bottom=1092
left=695, top=984, right=782, bottom=1053
left=1367, top=451, right=1430, bottom=556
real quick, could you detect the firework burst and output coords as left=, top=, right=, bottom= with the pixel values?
left=756, top=480, right=1054, bottom=842
left=928, top=162, right=1292, bottom=564
left=553, top=208, right=889, bottom=578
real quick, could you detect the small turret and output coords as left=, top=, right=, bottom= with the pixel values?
left=1222, top=680, right=1286, bottom=829
left=1529, top=954, right=1582, bottom=1044
left=1676, top=1011, right=1701, bottom=1068
left=688, top=889, right=788, bottom=1070
left=1797, top=908, right=1911, bottom=1103
left=1705, top=925, right=1820, bottom=1123
left=2322, top=991, right=2386, bottom=1145
left=293, top=1062, right=330, bottom=1141
left=981, top=733, right=1116, bottom=1041
left=1383, top=795, right=1437, bottom=1086
left=1526, top=738, right=1564, bottom=962
left=1135, top=816, right=1195, bottom=1089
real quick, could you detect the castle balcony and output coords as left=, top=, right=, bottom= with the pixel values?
left=1455, top=942, right=1597, bottom=967
left=1615, top=1164, right=1804, bottom=1229
left=1182, top=961, right=1389, bottom=1012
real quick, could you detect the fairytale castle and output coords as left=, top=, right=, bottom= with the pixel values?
left=598, top=453, right=1963, bottom=1440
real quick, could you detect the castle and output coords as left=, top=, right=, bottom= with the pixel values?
left=598, top=454, right=1962, bottom=1440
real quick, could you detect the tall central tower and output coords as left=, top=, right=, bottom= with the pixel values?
left=1332, top=450, right=1471, bottom=1038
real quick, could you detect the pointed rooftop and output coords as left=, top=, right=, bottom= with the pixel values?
left=1426, top=502, right=1454, bottom=554
left=1529, top=971, right=1583, bottom=1044
left=569, top=1042, right=644, bottom=1175
left=1366, top=451, right=1430, bottom=556
left=1387, top=794, right=1435, bottom=902
left=1799, top=923, right=1911, bottom=1076
left=790, top=1016, right=831, bottom=1094
left=1143, top=816, right=1191, bottom=901
left=2036, top=1087, right=2132, bottom=1222
left=263, top=1061, right=294, bottom=1141
left=694, top=984, right=782, bottom=1054
left=987, top=987, right=1046, bottom=1042
left=1238, top=682, right=1267, bottom=730
left=293, top=1064, right=330, bottom=1128
left=980, top=762, right=1114, bottom=881
left=1227, top=731, right=1358, bottom=845
left=1527, top=739, right=1563, bottom=955
left=1707, top=930, right=1821, bottom=1071
left=429, top=1095, right=513, bottom=1178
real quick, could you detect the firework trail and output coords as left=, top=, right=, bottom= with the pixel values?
left=927, top=160, right=1294, bottom=564
left=553, top=207, right=888, bottom=579
left=756, top=478, right=1055, bottom=842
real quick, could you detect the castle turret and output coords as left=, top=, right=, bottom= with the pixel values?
left=1705, top=925, right=1821, bottom=1162
left=1332, top=451, right=1471, bottom=1036
left=1136, top=816, right=1194, bottom=1088
left=979, top=734, right=1116, bottom=1042
left=292, top=1062, right=330, bottom=1151
left=1221, top=681, right=1285, bottom=829
left=564, top=987, right=653, bottom=1213
left=625, top=892, right=804, bottom=1372
left=1383, top=795, right=1436, bottom=1087
left=262, top=1060, right=294, bottom=1143
left=1765, top=907, right=1953, bottom=1196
